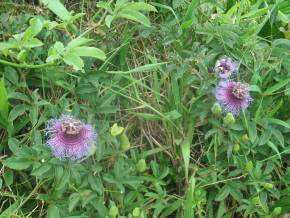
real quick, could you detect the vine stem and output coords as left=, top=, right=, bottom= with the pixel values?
left=0, top=59, right=54, bottom=69
left=201, top=174, right=248, bottom=188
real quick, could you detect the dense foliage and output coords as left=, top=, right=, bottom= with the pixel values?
left=0, top=0, right=290, bottom=217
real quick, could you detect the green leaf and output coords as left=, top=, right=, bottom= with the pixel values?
left=70, top=46, right=106, bottom=60
left=31, top=164, right=51, bottom=177
left=248, top=122, right=257, bottom=143
left=126, top=3, right=157, bottom=12
left=0, top=77, right=8, bottom=119
left=215, top=185, right=231, bottom=201
left=63, top=52, right=84, bottom=71
left=8, top=104, right=29, bottom=122
left=184, top=175, right=195, bottom=218
left=22, top=18, right=43, bottom=43
left=66, top=37, right=92, bottom=50
left=0, top=200, right=20, bottom=217
left=272, top=129, right=284, bottom=147
left=183, top=0, right=199, bottom=21
left=55, top=169, right=70, bottom=191
left=69, top=193, right=80, bottom=212
left=263, top=118, right=290, bottom=129
left=23, top=38, right=44, bottom=48
left=264, top=78, right=290, bottom=95
left=97, top=1, right=113, bottom=14
left=40, top=0, right=72, bottom=21
left=116, top=9, right=151, bottom=27
left=267, top=141, right=281, bottom=162
left=105, top=15, right=113, bottom=28
left=47, top=204, right=60, bottom=218
left=0, top=42, right=17, bottom=51
left=241, top=7, right=270, bottom=19
left=216, top=201, right=225, bottom=218
left=181, top=141, right=190, bottom=181
left=4, top=169, right=13, bottom=186
left=3, top=157, right=32, bottom=170
left=107, top=62, right=166, bottom=74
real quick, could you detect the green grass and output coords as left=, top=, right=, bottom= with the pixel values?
left=0, top=0, right=290, bottom=217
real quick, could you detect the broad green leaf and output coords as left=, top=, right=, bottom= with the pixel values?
left=126, top=3, right=157, bottom=12
left=55, top=169, right=70, bottom=191
left=40, top=0, right=71, bottom=21
left=97, top=1, right=113, bottom=14
left=4, top=169, right=13, bottom=186
left=248, top=122, right=257, bottom=143
left=0, top=42, right=17, bottom=51
left=264, top=78, right=290, bottom=95
left=23, top=38, right=44, bottom=48
left=69, top=193, right=80, bottom=212
left=272, top=129, right=284, bottom=147
left=47, top=204, right=60, bottom=218
left=116, top=9, right=151, bottom=27
left=8, top=104, right=29, bottom=121
left=0, top=200, right=20, bottom=217
left=54, top=41, right=65, bottom=53
left=267, top=141, right=281, bottom=162
left=66, top=37, right=92, bottom=50
left=23, top=18, right=43, bottom=42
left=0, top=77, right=8, bottom=118
left=115, top=0, right=129, bottom=11
left=31, top=164, right=51, bottom=177
left=215, top=185, right=231, bottom=201
left=70, top=46, right=106, bottom=60
left=263, top=118, right=290, bottom=129
left=3, top=157, right=32, bottom=170
left=63, top=52, right=84, bottom=71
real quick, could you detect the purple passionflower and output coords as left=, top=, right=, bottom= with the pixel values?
left=214, top=56, right=237, bottom=79
left=214, top=80, right=252, bottom=115
left=45, top=115, right=96, bottom=160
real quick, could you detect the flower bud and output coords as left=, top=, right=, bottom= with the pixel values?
left=110, top=123, right=124, bottom=137
left=251, top=196, right=260, bottom=205
left=273, top=207, right=282, bottom=215
left=132, top=207, right=141, bottom=217
left=136, top=159, right=146, bottom=173
left=17, top=50, right=27, bottom=62
left=264, top=183, right=273, bottom=189
left=233, top=143, right=240, bottom=153
left=242, top=134, right=249, bottom=143
left=245, top=161, right=253, bottom=171
left=223, top=113, right=235, bottom=126
left=120, top=132, right=130, bottom=151
left=87, top=144, right=97, bottom=156
left=211, top=103, right=222, bottom=115
left=109, top=206, right=118, bottom=218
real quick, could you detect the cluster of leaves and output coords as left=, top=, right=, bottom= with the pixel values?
left=0, top=0, right=290, bottom=218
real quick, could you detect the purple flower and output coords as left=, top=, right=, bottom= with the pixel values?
left=214, top=56, right=237, bottom=79
left=214, top=80, right=252, bottom=115
left=45, top=115, right=96, bottom=160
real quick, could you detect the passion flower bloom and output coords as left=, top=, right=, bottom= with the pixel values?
left=214, top=80, right=252, bottom=115
left=45, top=115, right=96, bottom=160
left=214, top=56, right=237, bottom=79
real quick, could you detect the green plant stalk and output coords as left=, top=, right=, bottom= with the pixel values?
left=0, top=59, right=54, bottom=69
